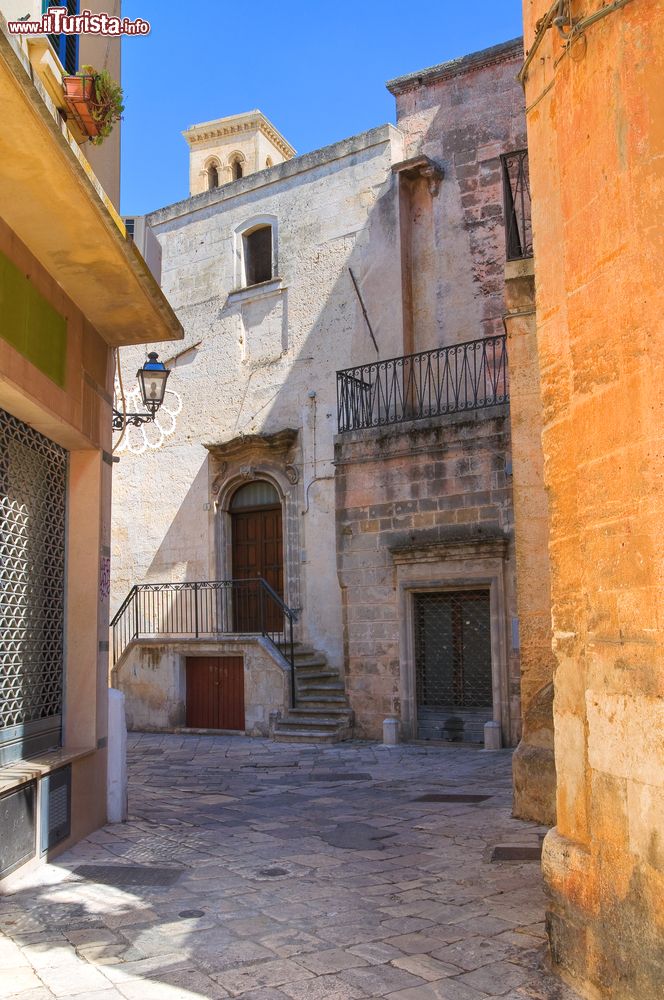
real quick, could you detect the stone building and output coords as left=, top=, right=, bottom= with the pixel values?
left=0, top=4, right=181, bottom=884
left=111, top=122, right=405, bottom=737
left=518, top=1, right=663, bottom=997
left=336, top=40, right=527, bottom=744
left=111, top=39, right=531, bottom=751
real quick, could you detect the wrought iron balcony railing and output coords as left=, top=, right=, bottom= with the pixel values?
left=501, top=149, right=533, bottom=261
left=110, top=578, right=296, bottom=707
left=336, top=334, right=508, bottom=433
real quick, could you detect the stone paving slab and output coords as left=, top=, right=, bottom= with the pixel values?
left=0, top=735, right=582, bottom=1000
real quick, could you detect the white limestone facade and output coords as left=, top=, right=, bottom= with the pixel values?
left=111, top=124, right=405, bottom=672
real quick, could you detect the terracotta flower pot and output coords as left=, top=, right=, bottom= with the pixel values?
left=62, top=75, right=101, bottom=139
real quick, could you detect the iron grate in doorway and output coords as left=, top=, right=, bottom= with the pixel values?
left=414, top=590, right=493, bottom=743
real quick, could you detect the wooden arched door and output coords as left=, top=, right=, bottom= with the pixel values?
left=230, top=481, right=284, bottom=631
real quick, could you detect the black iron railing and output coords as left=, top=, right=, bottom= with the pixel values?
left=111, top=578, right=296, bottom=707
left=337, top=334, right=508, bottom=433
left=501, top=149, right=532, bottom=261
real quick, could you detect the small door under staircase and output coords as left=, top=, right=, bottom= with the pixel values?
left=186, top=656, right=245, bottom=731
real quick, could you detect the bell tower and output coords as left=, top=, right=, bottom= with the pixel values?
left=183, top=110, right=296, bottom=196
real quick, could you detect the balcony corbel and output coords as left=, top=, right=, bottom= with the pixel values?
left=392, top=155, right=444, bottom=196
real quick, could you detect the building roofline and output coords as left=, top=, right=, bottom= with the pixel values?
left=182, top=109, right=296, bottom=159
left=148, top=124, right=400, bottom=227
left=386, top=37, right=524, bottom=95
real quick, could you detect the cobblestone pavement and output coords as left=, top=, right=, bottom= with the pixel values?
left=0, top=735, right=581, bottom=1000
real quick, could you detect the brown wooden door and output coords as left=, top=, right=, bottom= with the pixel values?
left=232, top=505, right=283, bottom=631
left=186, top=657, right=245, bottom=730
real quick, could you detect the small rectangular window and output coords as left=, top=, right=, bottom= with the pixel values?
left=244, top=227, right=272, bottom=286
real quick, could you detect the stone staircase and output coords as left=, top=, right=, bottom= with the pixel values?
left=273, top=643, right=353, bottom=743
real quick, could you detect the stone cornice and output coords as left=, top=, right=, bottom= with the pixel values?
left=386, top=37, right=523, bottom=96
left=204, top=429, right=299, bottom=461
left=148, top=125, right=399, bottom=227
left=183, top=111, right=296, bottom=159
left=390, top=528, right=508, bottom=564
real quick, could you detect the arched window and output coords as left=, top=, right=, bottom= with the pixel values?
left=230, top=480, right=279, bottom=509
left=243, top=225, right=273, bottom=285
left=233, top=214, right=278, bottom=290
left=207, top=163, right=219, bottom=190
left=229, top=152, right=245, bottom=181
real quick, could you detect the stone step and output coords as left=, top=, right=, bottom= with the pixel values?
left=295, top=668, right=338, bottom=681
left=272, top=728, right=346, bottom=744
left=277, top=717, right=340, bottom=731
left=274, top=640, right=351, bottom=744
left=297, top=683, right=346, bottom=696
left=289, top=706, right=353, bottom=718
left=294, top=658, right=329, bottom=670
left=297, top=694, right=349, bottom=706
left=279, top=644, right=319, bottom=659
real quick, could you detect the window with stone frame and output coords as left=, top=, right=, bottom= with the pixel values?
left=243, top=226, right=273, bottom=286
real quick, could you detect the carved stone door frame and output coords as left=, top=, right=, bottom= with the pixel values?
left=206, top=430, right=302, bottom=617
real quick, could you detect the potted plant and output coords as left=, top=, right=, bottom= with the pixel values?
left=62, top=65, right=124, bottom=145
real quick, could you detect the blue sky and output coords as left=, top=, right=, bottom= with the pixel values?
left=120, top=1, right=523, bottom=216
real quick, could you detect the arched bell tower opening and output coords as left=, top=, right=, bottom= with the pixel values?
left=229, top=152, right=245, bottom=181
left=207, top=162, right=219, bottom=189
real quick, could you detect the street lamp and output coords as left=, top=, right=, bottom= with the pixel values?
left=113, top=352, right=172, bottom=430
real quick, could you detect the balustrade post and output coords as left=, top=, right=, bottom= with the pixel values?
left=289, top=616, right=296, bottom=708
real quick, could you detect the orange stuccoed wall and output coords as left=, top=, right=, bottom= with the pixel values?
left=520, top=0, right=664, bottom=997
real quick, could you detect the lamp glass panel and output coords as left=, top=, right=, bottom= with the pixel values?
left=138, top=369, right=168, bottom=407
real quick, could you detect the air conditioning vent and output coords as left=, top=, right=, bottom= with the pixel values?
left=40, top=765, right=71, bottom=854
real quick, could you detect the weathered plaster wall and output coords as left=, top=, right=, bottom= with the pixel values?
left=522, top=1, right=664, bottom=996
left=111, top=126, right=405, bottom=671
left=388, top=40, right=526, bottom=349
left=113, top=639, right=288, bottom=736
left=335, top=411, right=518, bottom=743
left=505, top=258, right=556, bottom=826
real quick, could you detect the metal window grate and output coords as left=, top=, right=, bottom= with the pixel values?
left=40, top=765, right=71, bottom=854
left=0, top=409, right=67, bottom=759
left=501, top=149, right=533, bottom=261
left=414, top=591, right=493, bottom=742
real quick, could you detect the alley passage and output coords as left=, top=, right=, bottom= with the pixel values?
left=0, top=736, right=581, bottom=1000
